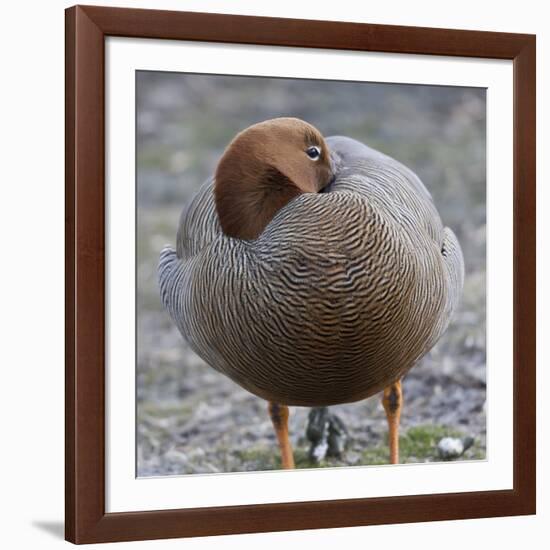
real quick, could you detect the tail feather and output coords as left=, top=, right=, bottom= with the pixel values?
left=158, top=246, right=180, bottom=311
left=441, top=227, right=465, bottom=315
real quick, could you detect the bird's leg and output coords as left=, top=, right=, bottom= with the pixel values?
left=382, top=379, right=402, bottom=464
left=268, top=402, right=295, bottom=469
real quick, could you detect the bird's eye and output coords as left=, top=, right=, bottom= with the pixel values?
left=306, top=146, right=321, bottom=161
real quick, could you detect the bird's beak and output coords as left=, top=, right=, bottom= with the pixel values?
left=321, top=173, right=336, bottom=193
left=320, top=151, right=339, bottom=193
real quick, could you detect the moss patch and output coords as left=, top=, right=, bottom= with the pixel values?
left=233, top=424, right=484, bottom=473
left=361, top=424, right=485, bottom=465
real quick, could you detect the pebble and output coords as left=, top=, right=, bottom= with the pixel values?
left=437, top=436, right=474, bottom=460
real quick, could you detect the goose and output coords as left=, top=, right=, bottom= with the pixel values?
left=159, top=117, right=464, bottom=469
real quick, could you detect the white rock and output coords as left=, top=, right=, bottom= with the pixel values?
left=437, top=437, right=464, bottom=459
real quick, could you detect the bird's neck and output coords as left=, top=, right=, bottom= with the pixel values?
left=214, top=166, right=302, bottom=241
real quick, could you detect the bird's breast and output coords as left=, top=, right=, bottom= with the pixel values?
left=172, top=192, right=445, bottom=406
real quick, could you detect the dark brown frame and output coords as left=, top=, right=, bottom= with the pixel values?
left=65, top=4, right=536, bottom=544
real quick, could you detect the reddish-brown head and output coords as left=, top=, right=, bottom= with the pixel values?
left=214, top=118, right=333, bottom=240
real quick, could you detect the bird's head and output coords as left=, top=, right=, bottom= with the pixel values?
left=214, top=117, right=334, bottom=240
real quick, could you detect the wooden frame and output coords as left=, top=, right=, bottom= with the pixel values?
left=65, top=5, right=536, bottom=544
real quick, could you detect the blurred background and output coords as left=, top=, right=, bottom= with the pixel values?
left=136, top=72, right=486, bottom=476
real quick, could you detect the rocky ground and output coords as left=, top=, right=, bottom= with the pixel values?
left=136, top=74, right=487, bottom=476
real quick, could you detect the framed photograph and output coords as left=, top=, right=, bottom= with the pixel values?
left=65, top=5, right=536, bottom=544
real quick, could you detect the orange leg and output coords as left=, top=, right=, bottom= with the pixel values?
left=382, top=380, right=403, bottom=464
left=268, top=402, right=295, bottom=469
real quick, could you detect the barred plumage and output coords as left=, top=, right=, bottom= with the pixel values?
left=159, top=134, right=464, bottom=408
